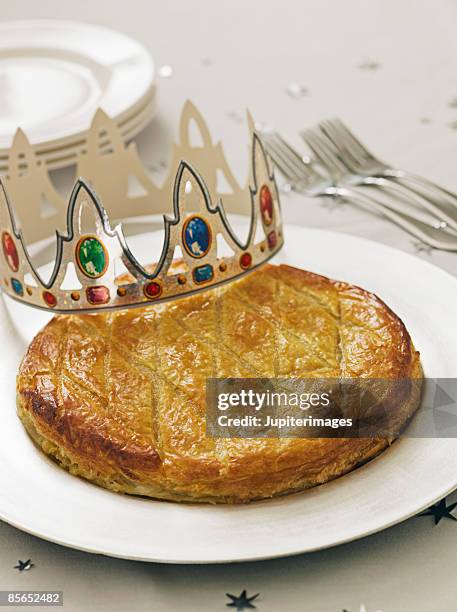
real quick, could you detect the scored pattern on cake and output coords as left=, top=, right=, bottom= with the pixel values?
left=17, top=262, right=420, bottom=502
left=19, top=268, right=342, bottom=468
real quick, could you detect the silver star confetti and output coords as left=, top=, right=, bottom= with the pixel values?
left=320, top=195, right=346, bottom=211
left=158, top=64, right=174, bottom=78
left=278, top=183, right=293, bottom=196
left=226, top=111, right=244, bottom=124
left=412, top=240, right=434, bottom=255
left=285, top=83, right=308, bottom=99
left=343, top=606, right=383, bottom=612
left=358, top=59, right=381, bottom=71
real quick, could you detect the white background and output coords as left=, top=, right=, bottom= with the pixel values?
left=1, top=1, right=457, bottom=610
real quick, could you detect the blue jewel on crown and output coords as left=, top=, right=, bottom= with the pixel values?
left=183, top=216, right=211, bottom=258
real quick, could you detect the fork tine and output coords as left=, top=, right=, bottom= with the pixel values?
left=262, top=135, right=303, bottom=183
left=268, top=133, right=310, bottom=177
left=301, top=129, right=347, bottom=177
left=260, top=135, right=305, bottom=183
left=325, top=119, right=375, bottom=163
left=270, top=133, right=310, bottom=167
left=318, top=120, right=363, bottom=170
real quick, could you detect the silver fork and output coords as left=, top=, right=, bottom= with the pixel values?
left=301, top=126, right=457, bottom=232
left=317, top=118, right=457, bottom=223
left=262, top=132, right=457, bottom=250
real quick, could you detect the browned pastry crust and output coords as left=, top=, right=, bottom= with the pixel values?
left=17, top=264, right=422, bottom=503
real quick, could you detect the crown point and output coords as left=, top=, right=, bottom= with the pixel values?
left=182, top=99, right=194, bottom=113
left=12, top=127, right=29, bottom=147
left=72, top=177, right=98, bottom=202
left=246, top=109, right=256, bottom=134
left=92, top=107, right=110, bottom=122
left=179, top=101, right=213, bottom=150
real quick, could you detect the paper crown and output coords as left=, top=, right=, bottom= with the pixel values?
left=0, top=102, right=283, bottom=313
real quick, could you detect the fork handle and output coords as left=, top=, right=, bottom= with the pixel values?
left=384, top=170, right=457, bottom=209
left=359, top=176, right=457, bottom=231
left=338, top=187, right=457, bottom=251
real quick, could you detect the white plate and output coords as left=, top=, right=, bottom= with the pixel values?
left=1, top=226, right=457, bottom=564
left=0, top=20, right=155, bottom=150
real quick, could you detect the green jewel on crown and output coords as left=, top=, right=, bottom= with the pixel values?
left=76, top=236, right=108, bottom=278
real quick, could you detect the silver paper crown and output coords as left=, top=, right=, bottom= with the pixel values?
left=0, top=102, right=283, bottom=313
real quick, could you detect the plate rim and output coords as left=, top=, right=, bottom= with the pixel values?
left=2, top=225, right=457, bottom=564
left=0, top=464, right=455, bottom=565
left=0, top=18, right=155, bottom=149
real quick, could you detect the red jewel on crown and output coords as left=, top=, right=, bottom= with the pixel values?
left=240, top=252, right=252, bottom=269
left=42, top=291, right=57, bottom=308
left=144, top=281, right=162, bottom=299
left=259, top=185, right=274, bottom=226
left=2, top=232, right=19, bottom=272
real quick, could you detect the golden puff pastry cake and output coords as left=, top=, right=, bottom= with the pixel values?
left=17, top=264, right=422, bottom=503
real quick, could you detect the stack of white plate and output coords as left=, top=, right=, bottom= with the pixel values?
left=0, top=20, right=157, bottom=171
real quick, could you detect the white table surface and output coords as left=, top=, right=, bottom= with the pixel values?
left=1, top=1, right=457, bottom=610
